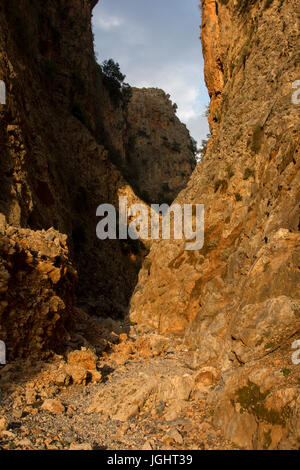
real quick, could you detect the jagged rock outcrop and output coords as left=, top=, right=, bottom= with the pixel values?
left=0, top=0, right=154, bottom=330
left=124, top=88, right=196, bottom=204
left=0, top=0, right=153, bottom=360
left=130, top=0, right=300, bottom=449
left=0, top=217, right=76, bottom=358
left=0, top=0, right=196, bottom=325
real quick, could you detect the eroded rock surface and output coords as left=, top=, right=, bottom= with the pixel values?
left=0, top=0, right=299, bottom=452
left=129, top=0, right=300, bottom=449
left=125, top=88, right=196, bottom=204
left=0, top=221, right=76, bottom=359
left=0, top=0, right=192, bottom=322
left=0, top=333, right=232, bottom=450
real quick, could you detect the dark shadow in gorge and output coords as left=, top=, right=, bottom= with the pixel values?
left=0, top=0, right=195, bottom=336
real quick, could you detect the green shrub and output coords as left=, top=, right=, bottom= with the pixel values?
left=243, top=168, right=255, bottom=180
left=214, top=179, right=228, bottom=193
left=197, top=134, right=211, bottom=161
left=188, top=137, right=198, bottom=155
left=122, top=83, right=132, bottom=106
left=103, top=75, right=122, bottom=103
left=101, top=59, right=132, bottom=106
left=235, top=193, right=243, bottom=201
left=236, top=380, right=290, bottom=426
left=102, top=59, right=125, bottom=83
left=251, top=124, right=264, bottom=153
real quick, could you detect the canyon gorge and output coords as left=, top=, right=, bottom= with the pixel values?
left=0, top=0, right=299, bottom=451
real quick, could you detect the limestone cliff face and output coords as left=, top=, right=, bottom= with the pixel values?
left=0, top=0, right=197, bottom=321
left=125, top=88, right=196, bottom=204
left=130, top=0, right=300, bottom=448
left=0, top=220, right=76, bottom=358
left=0, top=0, right=148, bottom=358
left=0, top=0, right=196, bottom=357
left=1, top=0, right=299, bottom=449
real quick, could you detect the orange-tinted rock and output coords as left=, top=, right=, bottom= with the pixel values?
left=129, top=0, right=300, bottom=449
left=0, top=226, right=76, bottom=360
left=41, top=399, right=65, bottom=414
left=67, top=349, right=97, bottom=371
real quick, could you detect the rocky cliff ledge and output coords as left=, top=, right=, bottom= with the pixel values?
left=125, top=88, right=196, bottom=204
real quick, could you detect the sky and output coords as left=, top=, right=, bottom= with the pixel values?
left=92, top=0, right=210, bottom=146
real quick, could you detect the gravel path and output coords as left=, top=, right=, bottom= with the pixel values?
left=0, top=335, right=233, bottom=450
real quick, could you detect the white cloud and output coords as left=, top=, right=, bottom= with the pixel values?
left=92, top=0, right=210, bottom=144
left=127, top=64, right=208, bottom=143
left=186, top=115, right=210, bottom=146
left=94, top=13, right=124, bottom=31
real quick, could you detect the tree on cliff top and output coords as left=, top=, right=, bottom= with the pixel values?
left=101, top=59, right=132, bottom=106
left=102, top=59, right=126, bottom=85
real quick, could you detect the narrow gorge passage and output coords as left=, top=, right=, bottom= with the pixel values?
left=0, top=0, right=299, bottom=453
